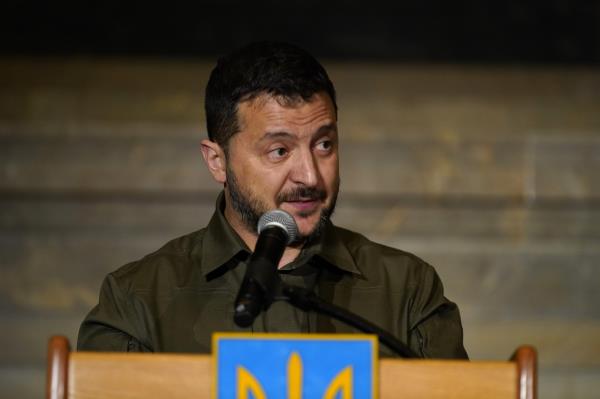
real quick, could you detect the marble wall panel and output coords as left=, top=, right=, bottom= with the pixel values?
left=1, top=59, right=600, bottom=399
left=533, top=136, right=600, bottom=200
left=2, top=200, right=599, bottom=369
left=0, top=131, right=531, bottom=197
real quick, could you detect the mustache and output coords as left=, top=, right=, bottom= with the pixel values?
left=277, top=186, right=326, bottom=202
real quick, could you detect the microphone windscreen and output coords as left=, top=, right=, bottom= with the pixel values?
left=257, top=210, right=299, bottom=244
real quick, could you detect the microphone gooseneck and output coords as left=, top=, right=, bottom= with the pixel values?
left=233, top=209, right=298, bottom=327
left=232, top=209, right=416, bottom=357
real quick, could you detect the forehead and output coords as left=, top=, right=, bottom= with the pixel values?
left=236, top=92, right=336, bottom=133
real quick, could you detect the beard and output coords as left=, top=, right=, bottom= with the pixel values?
left=226, top=162, right=339, bottom=243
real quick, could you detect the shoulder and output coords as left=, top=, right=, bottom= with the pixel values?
left=108, top=228, right=207, bottom=293
left=332, top=225, right=438, bottom=289
left=333, top=225, right=431, bottom=269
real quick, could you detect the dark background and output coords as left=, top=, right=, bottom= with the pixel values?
left=2, top=0, right=600, bottom=63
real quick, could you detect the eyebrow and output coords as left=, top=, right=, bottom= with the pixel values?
left=259, top=131, right=295, bottom=142
left=259, top=123, right=338, bottom=143
left=316, top=123, right=338, bottom=136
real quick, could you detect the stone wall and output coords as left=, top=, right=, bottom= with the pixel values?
left=1, top=58, right=599, bottom=398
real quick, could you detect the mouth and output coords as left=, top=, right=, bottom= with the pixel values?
left=278, top=187, right=327, bottom=216
left=284, top=198, right=320, bottom=213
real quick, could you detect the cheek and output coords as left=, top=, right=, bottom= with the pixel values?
left=254, top=168, right=290, bottom=194
left=231, top=157, right=266, bottom=184
left=321, top=159, right=339, bottom=187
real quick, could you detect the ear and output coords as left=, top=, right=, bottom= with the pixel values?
left=200, top=139, right=226, bottom=184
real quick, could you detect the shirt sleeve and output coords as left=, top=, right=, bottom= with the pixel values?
left=407, top=263, right=469, bottom=359
left=77, top=273, right=152, bottom=352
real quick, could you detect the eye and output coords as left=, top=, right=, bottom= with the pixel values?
left=268, top=147, right=288, bottom=160
left=316, top=139, right=333, bottom=152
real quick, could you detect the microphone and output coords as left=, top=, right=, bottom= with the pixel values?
left=234, top=209, right=299, bottom=327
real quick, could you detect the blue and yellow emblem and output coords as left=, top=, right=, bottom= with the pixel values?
left=213, top=333, right=378, bottom=399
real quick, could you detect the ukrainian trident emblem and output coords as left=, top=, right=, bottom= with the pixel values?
left=213, top=333, right=377, bottom=399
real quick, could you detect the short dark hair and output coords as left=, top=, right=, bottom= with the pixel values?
left=205, top=41, right=337, bottom=150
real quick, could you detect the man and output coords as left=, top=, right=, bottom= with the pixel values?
left=78, top=42, right=468, bottom=358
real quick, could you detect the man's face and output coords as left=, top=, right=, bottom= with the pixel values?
left=224, top=91, right=339, bottom=241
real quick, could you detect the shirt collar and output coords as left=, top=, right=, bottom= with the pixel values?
left=308, top=220, right=363, bottom=276
left=197, top=192, right=250, bottom=277
left=196, top=192, right=363, bottom=277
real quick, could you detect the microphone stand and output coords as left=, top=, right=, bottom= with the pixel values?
left=275, top=283, right=418, bottom=358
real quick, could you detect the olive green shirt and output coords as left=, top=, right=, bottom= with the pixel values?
left=78, top=195, right=468, bottom=358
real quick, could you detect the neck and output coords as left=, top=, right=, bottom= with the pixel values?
left=223, top=200, right=303, bottom=269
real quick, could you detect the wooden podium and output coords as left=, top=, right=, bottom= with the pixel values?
left=47, top=336, right=536, bottom=399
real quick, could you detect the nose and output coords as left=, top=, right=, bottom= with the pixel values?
left=289, top=148, right=319, bottom=187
